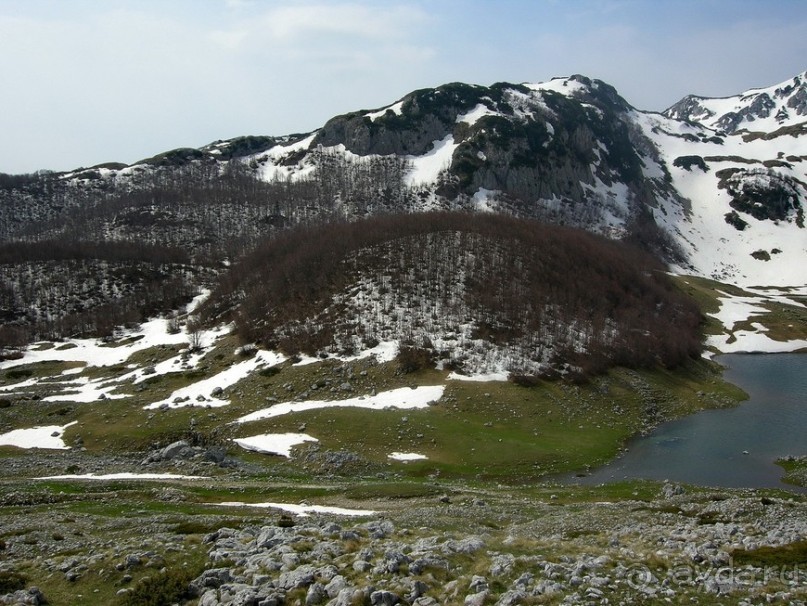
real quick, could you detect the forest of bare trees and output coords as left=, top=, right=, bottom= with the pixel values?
left=201, top=212, right=703, bottom=378
left=0, top=239, right=205, bottom=348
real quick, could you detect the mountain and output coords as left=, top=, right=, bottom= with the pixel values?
left=664, top=71, right=807, bottom=134
left=0, top=71, right=805, bottom=346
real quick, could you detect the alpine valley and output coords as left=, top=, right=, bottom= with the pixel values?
left=0, top=72, right=806, bottom=606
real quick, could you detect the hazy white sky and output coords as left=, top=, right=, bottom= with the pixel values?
left=1, top=0, right=805, bottom=174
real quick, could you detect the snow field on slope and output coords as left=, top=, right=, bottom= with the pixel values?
left=0, top=316, right=189, bottom=371
left=0, top=290, right=212, bottom=372
left=682, top=72, right=807, bottom=133
left=254, top=133, right=317, bottom=181
left=703, top=288, right=807, bottom=354
left=0, top=291, right=238, bottom=404
left=456, top=103, right=497, bottom=125
left=524, top=77, right=588, bottom=97
left=634, top=110, right=807, bottom=287
left=707, top=330, right=807, bottom=354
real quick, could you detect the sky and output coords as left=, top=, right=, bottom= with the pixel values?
left=1, top=0, right=805, bottom=174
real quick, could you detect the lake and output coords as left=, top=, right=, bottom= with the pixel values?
left=569, top=353, right=807, bottom=493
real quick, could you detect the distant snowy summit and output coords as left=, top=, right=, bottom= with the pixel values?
left=664, top=71, right=807, bottom=134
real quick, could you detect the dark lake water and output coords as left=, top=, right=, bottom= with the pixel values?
left=568, top=354, right=807, bottom=493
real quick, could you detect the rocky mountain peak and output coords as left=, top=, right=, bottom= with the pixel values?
left=663, top=71, right=807, bottom=134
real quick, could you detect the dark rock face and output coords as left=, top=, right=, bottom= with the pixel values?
left=715, top=93, right=776, bottom=133
left=313, top=83, right=485, bottom=156
left=716, top=167, right=804, bottom=224
left=312, top=76, right=654, bottom=221
left=786, top=85, right=807, bottom=116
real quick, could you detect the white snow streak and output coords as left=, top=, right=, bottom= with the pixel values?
left=215, top=502, right=377, bottom=517
left=37, top=473, right=208, bottom=481
left=234, top=385, right=445, bottom=424
left=144, top=350, right=285, bottom=410
left=365, top=100, right=404, bottom=121
left=388, top=452, right=428, bottom=461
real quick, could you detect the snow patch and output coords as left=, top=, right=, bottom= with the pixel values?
left=525, top=77, right=588, bottom=97
left=365, top=100, right=404, bottom=121
left=471, top=188, right=499, bottom=212
left=388, top=452, right=428, bottom=462
left=37, top=473, right=207, bottom=481
left=144, top=349, right=285, bottom=410
left=708, top=292, right=769, bottom=331
left=0, top=378, right=39, bottom=392
left=457, top=103, right=496, bottom=125
left=0, top=290, right=217, bottom=373
left=405, top=135, right=458, bottom=186
left=214, top=502, right=376, bottom=517
left=704, top=290, right=807, bottom=353
left=234, top=385, right=445, bottom=424
left=292, top=340, right=398, bottom=367
left=0, top=421, right=77, bottom=450
left=44, top=376, right=131, bottom=403
left=254, top=133, right=317, bottom=182
left=707, top=332, right=807, bottom=354
left=447, top=371, right=508, bottom=382
left=233, top=433, right=318, bottom=458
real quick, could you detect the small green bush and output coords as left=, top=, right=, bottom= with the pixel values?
left=5, top=368, right=33, bottom=381
left=732, top=540, right=807, bottom=567
left=0, top=570, right=27, bottom=593
left=396, top=345, right=435, bottom=374
left=172, top=518, right=244, bottom=535
left=118, top=566, right=197, bottom=606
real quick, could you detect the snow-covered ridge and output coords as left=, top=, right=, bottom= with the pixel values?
left=664, top=71, right=807, bottom=134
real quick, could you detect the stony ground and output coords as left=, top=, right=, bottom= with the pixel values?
left=0, top=454, right=805, bottom=606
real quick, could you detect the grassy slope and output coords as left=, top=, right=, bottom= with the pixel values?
left=2, top=332, right=745, bottom=483
left=776, top=457, right=807, bottom=487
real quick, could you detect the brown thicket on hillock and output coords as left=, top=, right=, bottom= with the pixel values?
left=202, top=212, right=702, bottom=377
